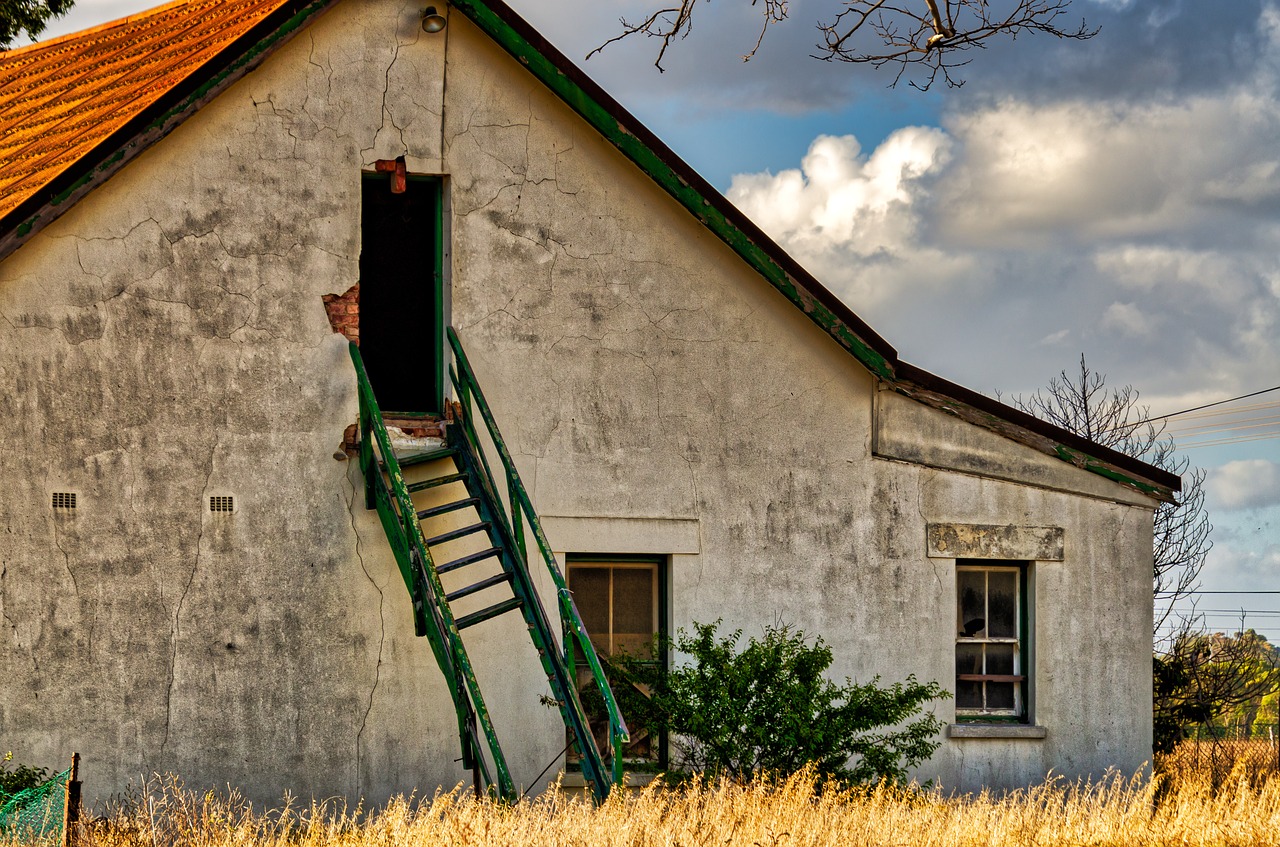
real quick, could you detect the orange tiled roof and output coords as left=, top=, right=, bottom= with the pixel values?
left=0, top=0, right=293, bottom=221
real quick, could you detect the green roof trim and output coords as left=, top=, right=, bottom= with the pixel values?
left=1054, top=445, right=1164, bottom=498
left=450, top=0, right=895, bottom=380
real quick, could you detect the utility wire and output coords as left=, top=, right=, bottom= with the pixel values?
left=1179, top=431, right=1280, bottom=449
left=1141, top=384, right=1280, bottom=425
left=1168, top=400, right=1280, bottom=422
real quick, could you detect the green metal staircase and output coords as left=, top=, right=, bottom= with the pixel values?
left=348, top=329, right=628, bottom=804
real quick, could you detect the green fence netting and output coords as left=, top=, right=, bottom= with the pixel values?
left=0, top=768, right=69, bottom=840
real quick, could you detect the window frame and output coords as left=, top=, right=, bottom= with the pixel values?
left=954, top=560, right=1031, bottom=723
left=565, top=554, right=670, bottom=768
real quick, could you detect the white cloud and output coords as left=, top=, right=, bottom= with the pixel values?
left=936, top=93, right=1280, bottom=247
left=728, top=130, right=951, bottom=257
left=1093, top=246, right=1260, bottom=307
left=1038, top=329, right=1070, bottom=346
left=1100, top=302, right=1154, bottom=338
left=1207, top=460, right=1280, bottom=510
left=726, top=128, right=976, bottom=308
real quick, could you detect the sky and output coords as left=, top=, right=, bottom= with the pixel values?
left=16, top=0, right=1280, bottom=641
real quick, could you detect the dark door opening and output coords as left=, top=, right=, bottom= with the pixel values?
left=359, top=173, right=444, bottom=415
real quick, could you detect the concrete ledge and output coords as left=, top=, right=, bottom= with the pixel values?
left=543, top=515, right=700, bottom=554
left=949, top=724, right=1048, bottom=740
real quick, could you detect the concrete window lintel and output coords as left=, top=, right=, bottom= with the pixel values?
left=948, top=724, right=1048, bottom=740
left=926, top=523, right=1064, bottom=561
left=543, top=515, right=700, bottom=554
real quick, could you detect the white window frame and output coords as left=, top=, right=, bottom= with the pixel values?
left=955, top=563, right=1027, bottom=720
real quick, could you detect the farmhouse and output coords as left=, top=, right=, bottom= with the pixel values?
left=0, top=0, right=1178, bottom=804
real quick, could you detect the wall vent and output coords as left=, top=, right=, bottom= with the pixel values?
left=51, top=492, right=77, bottom=510
left=210, top=495, right=235, bottom=514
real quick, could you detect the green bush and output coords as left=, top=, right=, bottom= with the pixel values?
left=0, top=751, right=49, bottom=801
left=608, top=620, right=948, bottom=785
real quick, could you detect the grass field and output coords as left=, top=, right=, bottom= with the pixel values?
left=7, top=740, right=1280, bottom=846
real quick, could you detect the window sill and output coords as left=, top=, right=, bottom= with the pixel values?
left=949, top=723, right=1047, bottom=740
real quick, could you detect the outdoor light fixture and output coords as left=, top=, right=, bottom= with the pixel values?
left=421, top=6, right=446, bottom=33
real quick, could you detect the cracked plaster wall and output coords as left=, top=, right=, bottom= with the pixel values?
left=0, top=0, right=1154, bottom=802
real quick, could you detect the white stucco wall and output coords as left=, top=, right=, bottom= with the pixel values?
left=0, top=0, right=1155, bottom=805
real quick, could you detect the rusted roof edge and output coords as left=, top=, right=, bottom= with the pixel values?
left=0, top=0, right=340, bottom=260
left=894, top=361, right=1181, bottom=502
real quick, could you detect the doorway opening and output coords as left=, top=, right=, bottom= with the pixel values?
left=359, top=171, right=445, bottom=415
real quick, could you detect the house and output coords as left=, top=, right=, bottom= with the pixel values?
left=0, top=0, right=1178, bottom=805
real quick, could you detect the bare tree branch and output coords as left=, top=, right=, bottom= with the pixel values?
left=1006, top=355, right=1212, bottom=641
left=590, top=1, right=1097, bottom=88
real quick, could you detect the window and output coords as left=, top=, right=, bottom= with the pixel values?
left=566, top=557, right=667, bottom=766
left=956, top=562, right=1028, bottom=720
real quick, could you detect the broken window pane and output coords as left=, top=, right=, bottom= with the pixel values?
left=958, top=570, right=986, bottom=637
left=988, top=570, right=1017, bottom=638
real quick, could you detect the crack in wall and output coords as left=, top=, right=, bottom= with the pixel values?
left=51, top=525, right=77, bottom=596
left=161, top=433, right=218, bottom=758
left=918, top=469, right=947, bottom=592
left=347, top=463, right=384, bottom=799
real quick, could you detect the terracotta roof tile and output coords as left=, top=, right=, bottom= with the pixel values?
left=0, top=0, right=292, bottom=219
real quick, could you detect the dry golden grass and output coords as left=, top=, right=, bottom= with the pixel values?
left=1159, top=738, right=1280, bottom=790
left=7, top=743, right=1280, bottom=847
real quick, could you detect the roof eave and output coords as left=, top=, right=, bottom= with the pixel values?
left=893, top=361, right=1181, bottom=502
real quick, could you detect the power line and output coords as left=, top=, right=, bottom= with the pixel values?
left=1142, top=384, right=1280, bottom=425
left=1168, top=414, right=1280, bottom=435
left=1178, top=431, right=1280, bottom=449
left=1186, top=591, right=1280, bottom=595
left=1168, top=399, right=1280, bottom=422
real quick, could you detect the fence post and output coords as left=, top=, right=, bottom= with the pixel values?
left=61, top=753, right=80, bottom=847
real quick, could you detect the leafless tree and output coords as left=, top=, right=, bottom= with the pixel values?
left=589, top=1, right=1098, bottom=89
left=1009, top=355, right=1212, bottom=641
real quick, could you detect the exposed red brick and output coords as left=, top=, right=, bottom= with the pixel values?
left=322, top=283, right=359, bottom=344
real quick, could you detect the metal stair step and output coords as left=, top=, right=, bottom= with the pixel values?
left=392, top=446, right=458, bottom=468
left=438, top=547, right=502, bottom=575
left=407, top=472, right=468, bottom=493
left=446, top=572, right=513, bottom=603
left=417, top=497, right=480, bottom=521
left=455, top=597, right=524, bottom=630
left=425, top=521, right=491, bottom=547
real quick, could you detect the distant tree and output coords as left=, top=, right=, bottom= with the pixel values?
left=1154, top=628, right=1280, bottom=760
left=591, top=1, right=1097, bottom=89
left=0, top=0, right=74, bottom=49
left=1009, top=355, right=1211, bottom=640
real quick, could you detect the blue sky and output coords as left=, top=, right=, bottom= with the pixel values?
left=18, top=0, right=1280, bottom=641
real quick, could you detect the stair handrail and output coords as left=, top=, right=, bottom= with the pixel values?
left=348, top=341, right=516, bottom=799
left=446, top=327, right=631, bottom=788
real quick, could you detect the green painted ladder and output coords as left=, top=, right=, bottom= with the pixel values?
left=348, top=332, right=628, bottom=804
